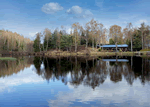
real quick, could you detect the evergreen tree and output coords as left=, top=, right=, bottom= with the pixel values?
left=133, top=30, right=142, bottom=51
left=51, top=30, right=58, bottom=49
left=109, top=38, right=115, bottom=45
left=60, top=35, right=73, bottom=51
left=81, top=31, right=86, bottom=45
left=33, top=33, right=41, bottom=52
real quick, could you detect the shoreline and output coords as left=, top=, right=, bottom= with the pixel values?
left=0, top=57, right=17, bottom=60
left=1, top=51, right=150, bottom=57
left=44, top=51, right=148, bottom=57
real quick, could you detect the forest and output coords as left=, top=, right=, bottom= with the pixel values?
left=0, top=19, right=150, bottom=53
left=0, top=30, right=33, bottom=53
left=33, top=19, right=150, bottom=52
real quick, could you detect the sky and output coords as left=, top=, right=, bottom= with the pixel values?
left=0, top=0, right=150, bottom=40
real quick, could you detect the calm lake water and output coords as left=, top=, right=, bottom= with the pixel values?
left=0, top=56, right=150, bottom=107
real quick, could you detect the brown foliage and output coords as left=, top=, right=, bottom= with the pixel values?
left=0, top=30, right=33, bottom=53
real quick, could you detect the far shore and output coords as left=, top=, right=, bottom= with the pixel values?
left=44, top=51, right=149, bottom=57
left=1, top=50, right=150, bottom=57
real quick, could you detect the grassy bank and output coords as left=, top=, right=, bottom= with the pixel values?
left=90, top=52, right=135, bottom=56
left=140, top=49, right=150, bottom=51
left=0, top=57, right=17, bottom=61
left=44, top=50, right=138, bottom=57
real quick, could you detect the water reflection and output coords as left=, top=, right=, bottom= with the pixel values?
left=0, top=56, right=150, bottom=88
left=0, top=56, right=34, bottom=78
left=0, top=56, right=150, bottom=107
left=32, top=56, right=150, bottom=88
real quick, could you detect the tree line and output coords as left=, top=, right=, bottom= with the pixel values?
left=0, top=29, right=33, bottom=53
left=33, top=19, right=108, bottom=52
left=0, top=19, right=149, bottom=53
left=33, top=19, right=150, bottom=52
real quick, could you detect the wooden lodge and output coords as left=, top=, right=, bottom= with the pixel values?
left=99, top=44, right=128, bottom=52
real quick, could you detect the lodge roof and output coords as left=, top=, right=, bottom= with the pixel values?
left=102, top=59, right=129, bottom=62
left=100, top=44, right=128, bottom=48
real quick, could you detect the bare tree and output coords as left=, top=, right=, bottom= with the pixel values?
left=109, top=25, right=122, bottom=52
left=127, top=23, right=133, bottom=51
left=72, top=22, right=80, bottom=52
left=85, top=23, right=90, bottom=49
left=44, top=28, right=51, bottom=52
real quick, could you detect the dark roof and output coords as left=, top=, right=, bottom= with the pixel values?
left=100, top=44, right=128, bottom=48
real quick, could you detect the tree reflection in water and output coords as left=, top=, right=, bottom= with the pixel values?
left=1, top=56, right=149, bottom=89
left=33, top=56, right=150, bottom=89
left=0, top=56, right=34, bottom=77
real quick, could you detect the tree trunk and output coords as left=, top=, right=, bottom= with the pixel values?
left=7, top=39, right=9, bottom=51
left=11, top=37, right=13, bottom=51
left=115, top=42, right=118, bottom=52
left=70, top=46, right=71, bottom=52
left=99, top=36, right=101, bottom=49
left=142, top=31, right=144, bottom=49
left=59, top=35, right=60, bottom=51
left=131, top=36, right=133, bottom=52
left=39, top=42, right=41, bottom=53
left=56, top=40, right=57, bottom=50
left=86, top=35, right=88, bottom=48
left=96, top=42, right=97, bottom=49
left=3, top=38, right=7, bottom=50
left=46, top=39, right=48, bottom=52
left=92, top=37, right=94, bottom=50
left=59, top=40, right=60, bottom=51
left=102, top=36, right=103, bottom=50
left=148, top=40, right=150, bottom=49
left=43, top=43, right=44, bottom=52
left=75, top=35, right=77, bottom=52
left=19, top=39, right=20, bottom=51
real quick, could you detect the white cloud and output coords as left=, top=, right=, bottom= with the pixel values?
left=72, top=10, right=93, bottom=19
left=139, top=19, right=148, bottom=23
left=135, top=19, right=149, bottom=27
left=66, top=6, right=82, bottom=14
left=118, top=14, right=138, bottom=20
left=0, top=65, right=44, bottom=93
left=66, top=28, right=71, bottom=34
left=48, top=78, right=150, bottom=107
left=84, top=10, right=93, bottom=17
left=29, top=32, right=38, bottom=37
left=42, top=2, right=64, bottom=14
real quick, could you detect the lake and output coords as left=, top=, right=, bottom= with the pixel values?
left=0, top=56, right=150, bottom=107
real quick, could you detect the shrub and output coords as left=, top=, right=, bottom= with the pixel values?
left=110, top=50, right=113, bottom=52
left=140, top=49, right=150, bottom=51
left=119, top=49, right=122, bottom=52
left=98, top=48, right=102, bottom=52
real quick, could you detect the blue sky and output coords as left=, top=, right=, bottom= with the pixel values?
left=0, top=0, right=150, bottom=40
